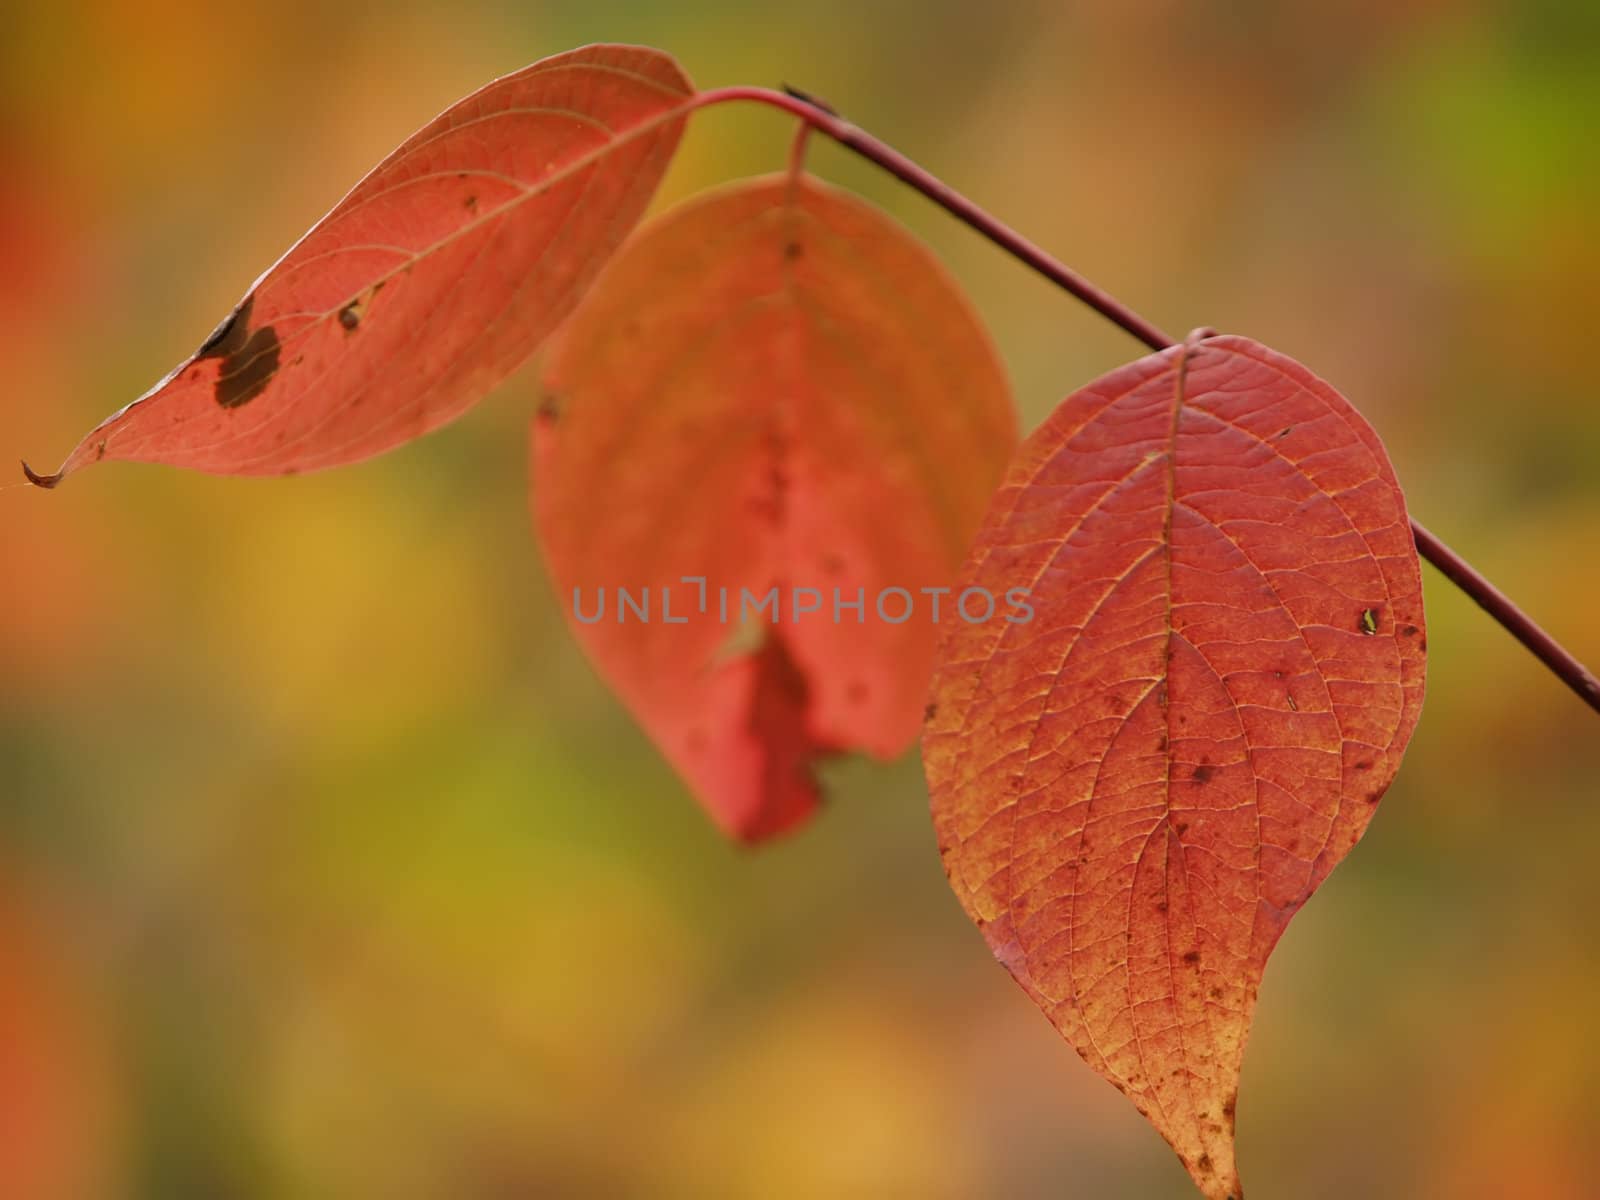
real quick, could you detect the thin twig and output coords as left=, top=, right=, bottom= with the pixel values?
left=1411, top=521, right=1600, bottom=709
left=691, top=85, right=1600, bottom=715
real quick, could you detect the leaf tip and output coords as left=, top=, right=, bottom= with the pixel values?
left=20, top=460, right=63, bottom=490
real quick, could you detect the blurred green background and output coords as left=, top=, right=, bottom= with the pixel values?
left=2, top=2, right=1597, bottom=1197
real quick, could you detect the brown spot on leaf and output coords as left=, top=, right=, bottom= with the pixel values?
left=339, top=300, right=362, bottom=331
left=1182, top=950, right=1201, bottom=965
left=1192, top=763, right=1215, bottom=784
left=784, top=240, right=803, bottom=260
left=197, top=297, right=249, bottom=356
left=923, top=702, right=938, bottom=721
left=197, top=296, right=280, bottom=409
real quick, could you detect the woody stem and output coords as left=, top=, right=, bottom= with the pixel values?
left=691, top=84, right=1600, bottom=715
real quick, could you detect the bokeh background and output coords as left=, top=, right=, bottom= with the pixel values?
left=2, top=2, right=1597, bottom=1197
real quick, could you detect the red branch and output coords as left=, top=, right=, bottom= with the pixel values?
left=691, top=85, right=1600, bottom=716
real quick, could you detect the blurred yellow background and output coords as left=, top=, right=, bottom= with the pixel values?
left=2, top=2, right=1597, bottom=1197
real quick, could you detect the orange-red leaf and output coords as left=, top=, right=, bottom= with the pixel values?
left=923, top=334, right=1425, bottom=1198
left=26, top=44, right=692, bottom=485
left=533, top=174, right=1016, bottom=841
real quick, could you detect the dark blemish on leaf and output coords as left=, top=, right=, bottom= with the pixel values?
left=1157, top=734, right=1168, bottom=752
left=338, top=299, right=362, bottom=331
left=95, top=441, right=106, bottom=460
left=537, top=394, right=562, bottom=425
left=198, top=297, right=250, bottom=356
left=1210, top=986, right=1224, bottom=1000
left=1182, top=950, right=1201, bottom=965
left=1192, top=763, right=1215, bottom=784
left=1223, top=1096, right=1236, bottom=1119
left=464, top=194, right=478, bottom=212
left=1360, top=607, right=1379, bottom=635
left=1156, top=900, right=1169, bottom=912
left=1419, top=637, right=1427, bottom=651
left=197, top=296, right=280, bottom=409
left=1174, top=821, right=1190, bottom=835
left=784, top=240, right=803, bottom=260
left=1367, top=790, right=1383, bottom=804
left=1276, top=427, right=1293, bottom=439
left=923, top=702, right=938, bottom=721
left=1196, top=1154, right=1214, bottom=1174
left=1157, top=683, right=1168, bottom=708
left=1401, top=623, right=1419, bottom=637
left=1356, top=759, right=1374, bottom=771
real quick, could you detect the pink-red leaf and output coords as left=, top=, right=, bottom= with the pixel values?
left=923, top=334, right=1425, bottom=1198
left=25, top=44, right=692, bottom=485
left=533, top=174, right=1016, bottom=841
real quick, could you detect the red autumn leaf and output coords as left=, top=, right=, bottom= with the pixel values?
left=25, top=44, right=693, bottom=485
left=533, top=173, right=1016, bottom=841
left=923, top=334, right=1425, bottom=1198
